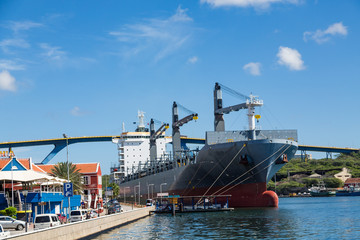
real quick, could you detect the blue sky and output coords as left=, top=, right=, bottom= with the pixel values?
left=0, top=0, right=359, bottom=174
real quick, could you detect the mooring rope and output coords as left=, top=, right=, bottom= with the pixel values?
left=195, top=144, right=246, bottom=204
left=182, top=142, right=241, bottom=196
left=216, top=144, right=291, bottom=196
left=210, top=143, right=289, bottom=196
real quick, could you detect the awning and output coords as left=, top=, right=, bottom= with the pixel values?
left=0, top=170, right=55, bottom=182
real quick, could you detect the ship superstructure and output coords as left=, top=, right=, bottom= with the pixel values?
left=110, top=111, right=170, bottom=184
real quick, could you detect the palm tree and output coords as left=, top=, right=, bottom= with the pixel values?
left=51, top=162, right=84, bottom=194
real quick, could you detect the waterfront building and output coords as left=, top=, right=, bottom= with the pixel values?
left=0, top=157, right=81, bottom=222
left=334, top=167, right=352, bottom=182
left=343, top=178, right=360, bottom=188
left=38, top=163, right=103, bottom=210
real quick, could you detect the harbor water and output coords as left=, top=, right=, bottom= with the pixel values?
left=91, top=197, right=360, bottom=239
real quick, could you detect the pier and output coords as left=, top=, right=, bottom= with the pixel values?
left=7, top=206, right=154, bottom=240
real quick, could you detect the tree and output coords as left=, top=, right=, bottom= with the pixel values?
left=102, top=175, right=110, bottom=193
left=51, top=162, right=84, bottom=194
left=323, top=178, right=343, bottom=188
left=108, top=182, right=120, bottom=198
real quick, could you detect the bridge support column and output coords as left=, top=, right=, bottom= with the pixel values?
left=326, top=152, right=332, bottom=159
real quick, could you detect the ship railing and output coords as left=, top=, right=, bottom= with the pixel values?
left=121, top=157, right=197, bottom=183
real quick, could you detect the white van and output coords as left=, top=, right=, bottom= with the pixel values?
left=70, top=210, right=86, bottom=222
left=34, top=214, right=61, bottom=230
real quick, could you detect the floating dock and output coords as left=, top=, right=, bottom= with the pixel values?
left=152, top=195, right=234, bottom=215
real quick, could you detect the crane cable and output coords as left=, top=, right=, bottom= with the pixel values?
left=195, top=144, right=246, bottom=205
left=216, top=145, right=291, bottom=197
left=182, top=143, right=242, bottom=196
left=209, top=144, right=289, bottom=197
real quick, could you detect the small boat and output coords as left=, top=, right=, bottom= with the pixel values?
left=309, top=182, right=336, bottom=197
left=336, top=186, right=360, bottom=196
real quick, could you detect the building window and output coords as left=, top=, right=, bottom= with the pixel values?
left=98, top=176, right=102, bottom=185
left=83, top=176, right=90, bottom=185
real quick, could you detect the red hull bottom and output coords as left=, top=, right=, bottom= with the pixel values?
left=178, top=182, right=278, bottom=208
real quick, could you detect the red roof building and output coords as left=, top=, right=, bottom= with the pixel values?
left=344, top=178, right=360, bottom=188
left=37, top=163, right=102, bottom=209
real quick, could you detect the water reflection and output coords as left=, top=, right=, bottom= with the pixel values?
left=91, top=197, right=360, bottom=240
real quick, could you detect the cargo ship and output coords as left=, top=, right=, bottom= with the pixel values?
left=111, top=83, right=298, bottom=207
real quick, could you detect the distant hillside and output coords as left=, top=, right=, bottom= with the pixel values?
left=267, top=152, right=360, bottom=195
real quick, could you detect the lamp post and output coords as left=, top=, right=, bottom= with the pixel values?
left=124, top=187, right=130, bottom=204
left=160, top=183, right=167, bottom=204
left=147, top=184, right=154, bottom=200
left=63, top=134, right=70, bottom=220
left=11, top=162, right=18, bottom=207
left=138, top=182, right=140, bottom=206
left=23, top=190, right=28, bottom=232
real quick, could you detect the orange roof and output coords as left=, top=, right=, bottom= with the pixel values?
left=0, top=158, right=31, bottom=170
left=37, top=163, right=100, bottom=174
left=32, top=164, right=46, bottom=173
left=0, top=159, right=10, bottom=170
left=37, top=164, right=54, bottom=174
left=74, top=163, right=99, bottom=174
left=18, top=159, right=30, bottom=170
left=345, top=178, right=360, bottom=184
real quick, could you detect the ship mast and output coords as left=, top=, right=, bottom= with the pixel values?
left=213, top=83, right=263, bottom=140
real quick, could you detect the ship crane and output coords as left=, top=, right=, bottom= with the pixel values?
left=149, top=118, right=169, bottom=166
left=172, top=101, right=198, bottom=160
left=214, top=82, right=263, bottom=140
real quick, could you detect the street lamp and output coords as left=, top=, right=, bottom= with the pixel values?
left=160, top=183, right=167, bottom=203
left=63, top=134, right=70, bottom=220
left=147, top=184, right=154, bottom=200
left=134, top=183, right=140, bottom=206
left=11, top=161, right=18, bottom=207
left=23, top=190, right=28, bottom=232
left=124, top=187, right=130, bottom=204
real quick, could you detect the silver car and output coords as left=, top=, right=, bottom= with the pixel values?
left=0, top=216, right=25, bottom=231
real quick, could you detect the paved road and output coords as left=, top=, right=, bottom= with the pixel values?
left=8, top=205, right=142, bottom=236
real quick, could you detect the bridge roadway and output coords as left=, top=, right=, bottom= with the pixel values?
left=0, top=136, right=358, bottom=164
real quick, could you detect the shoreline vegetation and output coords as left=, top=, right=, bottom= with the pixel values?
left=268, top=152, right=360, bottom=195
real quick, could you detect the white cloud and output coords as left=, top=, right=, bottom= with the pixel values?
left=187, top=56, right=198, bottom=64
left=304, top=22, right=348, bottom=44
left=40, top=43, right=67, bottom=61
left=6, top=20, right=43, bottom=33
left=0, top=39, right=30, bottom=53
left=200, top=0, right=300, bottom=9
left=71, top=106, right=88, bottom=116
left=0, top=59, right=25, bottom=71
left=0, top=70, right=17, bottom=92
left=243, top=62, right=261, bottom=76
left=277, top=46, right=305, bottom=71
left=109, top=6, right=194, bottom=62
left=71, top=106, right=82, bottom=116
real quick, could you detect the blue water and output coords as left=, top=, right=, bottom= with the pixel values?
left=93, top=197, right=360, bottom=239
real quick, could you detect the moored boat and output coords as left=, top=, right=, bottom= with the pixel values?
left=309, top=181, right=336, bottom=197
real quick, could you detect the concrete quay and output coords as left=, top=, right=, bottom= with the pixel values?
left=6, top=206, right=154, bottom=240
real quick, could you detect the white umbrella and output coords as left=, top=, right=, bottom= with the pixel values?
left=0, top=170, right=53, bottom=182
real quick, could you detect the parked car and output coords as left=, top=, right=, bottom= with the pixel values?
left=108, top=203, right=122, bottom=214
left=56, top=213, right=67, bottom=224
left=105, top=199, right=119, bottom=208
left=90, top=210, right=98, bottom=218
left=70, top=210, right=86, bottom=222
left=0, top=224, right=10, bottom=238
left=0, top=216, right=25, bottom=231
left=34, top=214, right=61, bottom=230
left=146, top=199, right=154, bottom=206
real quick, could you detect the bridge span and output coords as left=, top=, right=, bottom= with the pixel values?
left=0, top=136, right=358, bottom=164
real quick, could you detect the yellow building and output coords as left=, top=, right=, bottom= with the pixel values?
left=334, top=168, right=352, bottom=182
